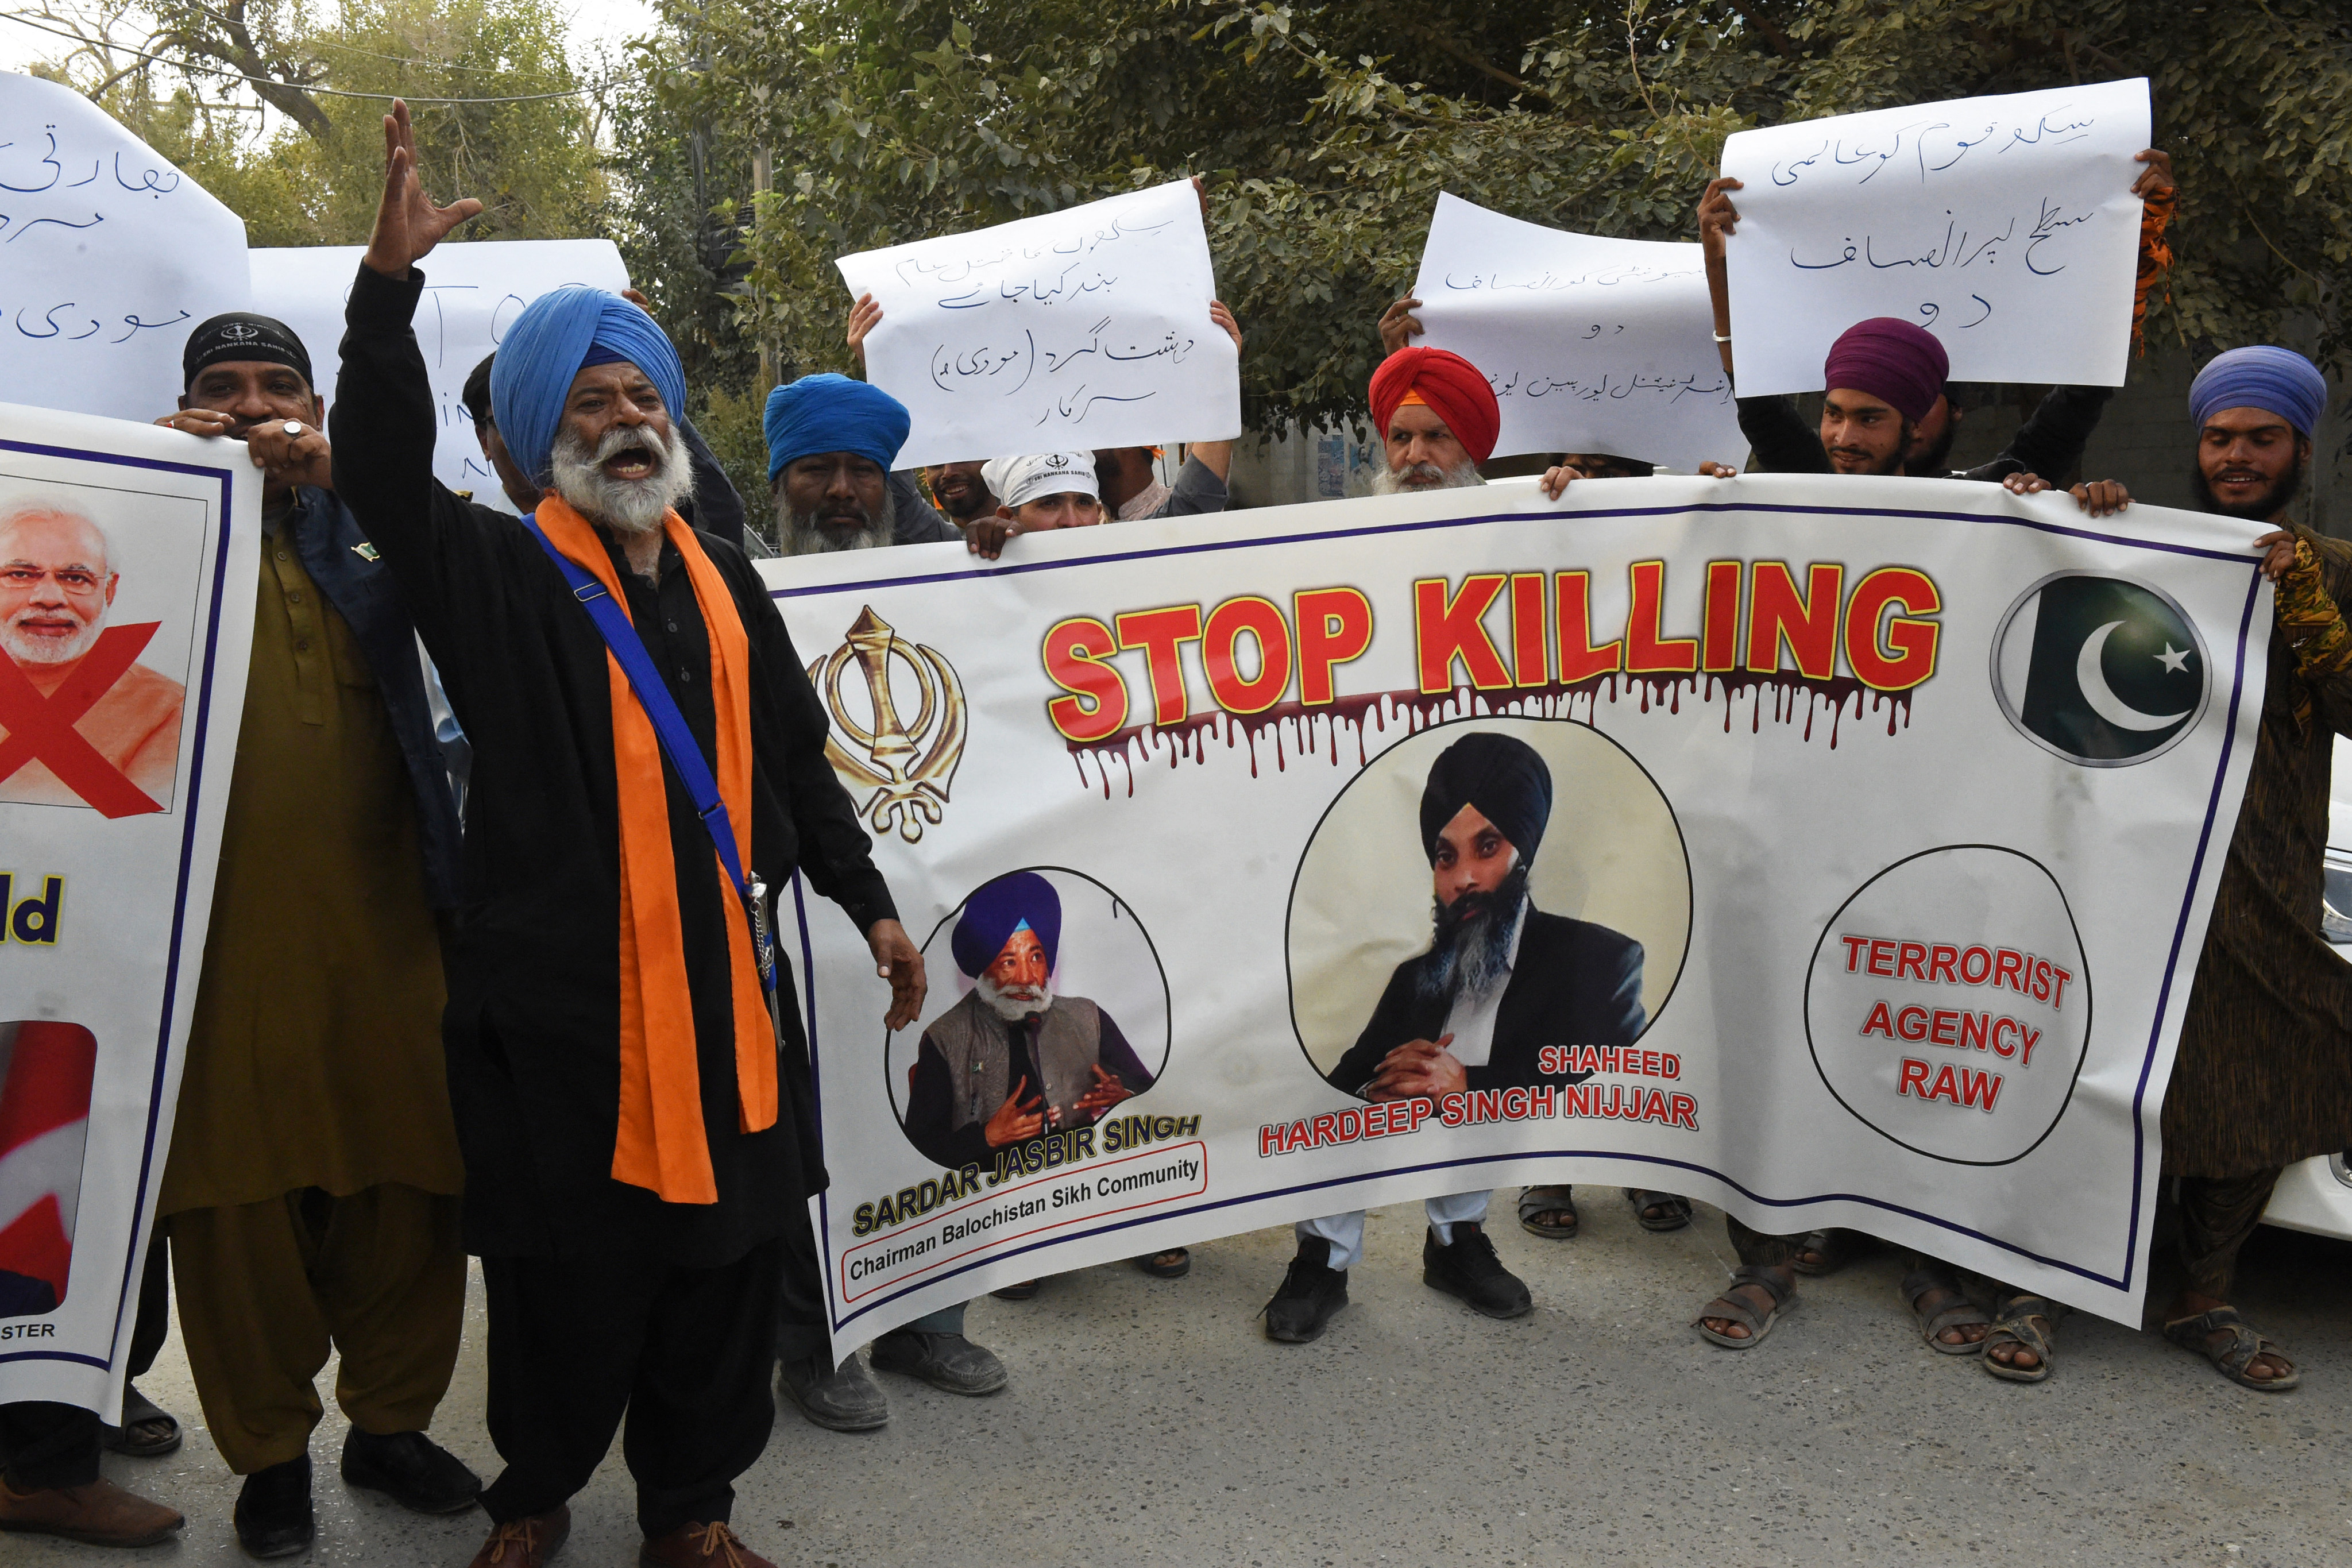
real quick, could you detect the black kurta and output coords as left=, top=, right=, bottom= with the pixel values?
left=330, top=262, right=897, bottom=1265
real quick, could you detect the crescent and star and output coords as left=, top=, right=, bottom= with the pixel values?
left=2076, top=620, right=2192, bottom=732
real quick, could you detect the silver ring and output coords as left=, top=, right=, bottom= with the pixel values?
left=283, top=420, right=303, bottom=436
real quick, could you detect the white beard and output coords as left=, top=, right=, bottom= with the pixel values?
left=2, top=603, right=103, bottom=666
left=777, top=489, right=895, bottom=555
left=1372, top=457, right=1485, bottom=496
left=549, top=422, right=694, bottom=534
left=975, top=971, right=1054, bottom=1022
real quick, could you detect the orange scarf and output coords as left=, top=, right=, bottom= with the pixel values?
left=535, top=495, right=776, bottom=1204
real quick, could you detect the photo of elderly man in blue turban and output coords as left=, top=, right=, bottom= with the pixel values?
left=903, top=871, right=1157, bottom=1172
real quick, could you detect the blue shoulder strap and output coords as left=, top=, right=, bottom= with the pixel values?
left=520, top=512, right=775, bottom=992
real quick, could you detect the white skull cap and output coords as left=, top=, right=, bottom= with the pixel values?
left=981, top=451, right=1099, bottom=512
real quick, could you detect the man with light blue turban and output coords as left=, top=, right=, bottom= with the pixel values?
left=328, top=101, right=926, bottom=1568
left=763, top=372, right=956, bottom=554
left=2019, top=342, right=2350, bottom=1393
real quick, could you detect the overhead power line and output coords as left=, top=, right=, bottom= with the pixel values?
left=0, top=11, right=603, bottom=102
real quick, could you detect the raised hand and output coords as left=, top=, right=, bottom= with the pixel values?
left=2131, top=148, right=2177, bottom=199
left=363, top=99, right=483, bottom=279
left=1378, top=297, right=1424, bottom=355
left=1698, top=176, right=1744, bottom=260
left=847, top=293, right=883, bottom=375
left=1210, top=299, right=1242, bottom=356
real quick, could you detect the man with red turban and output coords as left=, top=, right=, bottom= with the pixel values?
left=1366, top=346, right=1501, bottom=495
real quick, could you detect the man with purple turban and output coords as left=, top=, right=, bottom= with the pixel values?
left=1692, top=150, right=2177, bottom=484
left=2009, top=346, right=2347, bottom=1393
left=330, top=102, right=924, bottom=1568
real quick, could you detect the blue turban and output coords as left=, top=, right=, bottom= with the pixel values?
left=489, top=287, right=686, bottom=486
left=952, top=871, right=1063, bottom=979
left=764, top=373, right=910, bottom=481
left=2189, top=346, right=2329, bottom=439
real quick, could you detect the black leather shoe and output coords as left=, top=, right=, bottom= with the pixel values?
left=779, top=1353, right=889, bottom=1431
left=870, top=1328, right=1009, bottom=1395
left=1262, top=1235, right=1349, bottom=1343
left=233, top=1454, right=314, bottom=1560
left=340, top=1427, right=482, bottom=1514
left=1423, top=1221, right=1533, bottom=1319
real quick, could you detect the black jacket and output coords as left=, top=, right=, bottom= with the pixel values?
left=285, top=484, right=464, bottom=907
left=331, top=261, right=897, bottom=1265
left=1327, top=911, right=1646, bottom=1096
left=1736, top=384, right=2114, bottom=484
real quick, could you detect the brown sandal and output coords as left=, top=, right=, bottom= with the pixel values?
left=1694, top=1265, right=1795, bottom=1348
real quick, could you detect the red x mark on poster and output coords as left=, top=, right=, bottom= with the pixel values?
left=0, top=622, right=166, bottom=818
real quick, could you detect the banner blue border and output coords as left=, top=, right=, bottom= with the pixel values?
left=782, top=498, right=2264, bottom=1330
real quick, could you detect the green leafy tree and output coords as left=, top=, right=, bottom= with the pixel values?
left=623, top=0, right=2347, bottom=442
left=26, top=0, right=608, bottom=246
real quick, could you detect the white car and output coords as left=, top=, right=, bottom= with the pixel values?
left=2256, top=734, right=2352, bottom=1238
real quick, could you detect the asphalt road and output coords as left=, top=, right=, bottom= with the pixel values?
left=15, top=1196, right=2349, bottom=1567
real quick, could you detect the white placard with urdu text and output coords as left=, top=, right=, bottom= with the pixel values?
left=1408, top=194, right=1742, bottom=470
left=1719, top=79, right=2151, bottom=395
left=0, top=72, right=250, bottom=424
left=254, top=240, right=631, bottom=510
left=836, top=179, right=1242, bottom=468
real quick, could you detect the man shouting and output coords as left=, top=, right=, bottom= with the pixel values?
left=330, top=103, right=923, bottom=1568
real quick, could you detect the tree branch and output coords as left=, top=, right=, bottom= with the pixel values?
left=1401, top=20, right=1552, bottom=103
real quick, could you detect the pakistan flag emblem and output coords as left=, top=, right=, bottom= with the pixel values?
left=1991, top=573, right=2209, bottom=767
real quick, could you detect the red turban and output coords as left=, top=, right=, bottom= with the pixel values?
left=1369, top=347, right=1501, bottom=467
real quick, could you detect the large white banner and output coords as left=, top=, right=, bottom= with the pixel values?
left=1720, top=78, right=2150, bottom=395
left=837, top=179, right=1242, bottom=468
left=0, top=402, right=257, bottom=1412
left=252, top=240, right=631, bottom=509
left=0, top=72, right=250, bottom=423
left=1408, top=194, right=1741, bottom=472
left=761, top=474, right=2266, bottom=1361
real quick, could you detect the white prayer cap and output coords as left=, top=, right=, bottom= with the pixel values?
left=982, top=451, right=1099, bottom=512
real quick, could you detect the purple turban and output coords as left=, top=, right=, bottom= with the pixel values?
left=2189, top=347, right=2329, bottom=439
left=951, top=871, right=1063, bottom=979
left=1822, top=318, right=1949, bottom=425
left=1419, top=732, right=1553, bottom=866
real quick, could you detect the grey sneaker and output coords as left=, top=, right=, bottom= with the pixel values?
left=868, top=1328, right=1009, bottom=1395
left=778, top=1351, right=889, bottom=1431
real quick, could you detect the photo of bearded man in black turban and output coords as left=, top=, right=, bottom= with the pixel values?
left=1326, top=732, right=1647, bottom=1101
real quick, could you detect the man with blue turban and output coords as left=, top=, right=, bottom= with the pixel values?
left=2134, top=345, right=2344, bottom=1396
left=1961, top=347, right=2347, bottom=1392
left=764, top=373, right=956, bottom=555
left=329, top=102, right=925, bottom=1568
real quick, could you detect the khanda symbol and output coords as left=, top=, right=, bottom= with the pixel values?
left=809, top=606, right=967, bottom=843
